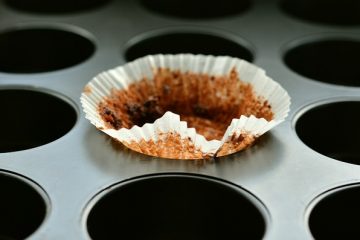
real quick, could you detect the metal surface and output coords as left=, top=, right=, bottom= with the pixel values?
left=0, top=0, right=359, bottom=239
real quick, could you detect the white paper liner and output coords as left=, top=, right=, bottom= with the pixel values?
left=81, top=54, right=291, bottom=159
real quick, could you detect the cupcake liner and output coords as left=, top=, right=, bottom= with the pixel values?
left=101, top=111, right=221, bottom=159
left=81, top=54, right=290, bottom=159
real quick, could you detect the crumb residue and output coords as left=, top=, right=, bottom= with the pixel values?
left=216, top=133, right=256, bottom=157
left=123, top=132, right=206, bottom=159
left=99, top=67, right=273, bottom=141
left=83, top=85, right=92, bottom=95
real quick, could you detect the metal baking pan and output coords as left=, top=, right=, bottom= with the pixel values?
left=0, top=0, right=359, bottom=239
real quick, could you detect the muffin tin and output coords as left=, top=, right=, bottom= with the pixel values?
left=0, top=0, right=359, bottom=239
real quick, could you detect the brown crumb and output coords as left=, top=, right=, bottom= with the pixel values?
left=101, top=107, right=122, bottom=129
left=83, top=85, right=92, bottom=95
left=216, top=133, right=256, bottom=157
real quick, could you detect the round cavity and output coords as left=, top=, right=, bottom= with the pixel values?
left=284, top=38, right=360, bottom=87
left=0, top=171, right=48, bottom=239
left=140, top=0, right=251, bottom=19
left=308, top=184, right=360, bottom=239
left=0, top=88, right=77, bottom=153
left=4, top=0, right=111, bottom=14
left=0, top=28, right=95, bottom=73
left=125, top=31, right=253, bottom=62
left=295, top=100, right=360, bottom=164
left=280, top=0, right=360, bottom=26
left=86, top=174, right=266, bottom=240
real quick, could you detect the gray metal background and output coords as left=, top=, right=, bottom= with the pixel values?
left=0, top=0, right=359, bottom=239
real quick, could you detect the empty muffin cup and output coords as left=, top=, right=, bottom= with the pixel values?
left=295, top=100, right=360, bottom=164
left=81, top=54, right=290, bottom=159
left=0, top=27, right=95, bottom=73
left=4, top=0, right=112, bottom=14
left=0, top=171, right=48, bottom=239
left=308, top=184, right=360, bottom=239
left=140, top=0, right=251, bottom=19
left=280, top=0, right=360, bottom=26
left=85, top=174, right=267, bottom=240
left=0, top=88, right=77, bottom=153
left=284, top=37, right=360, bottom=87
left=124, top=30, right=253, bottom=62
